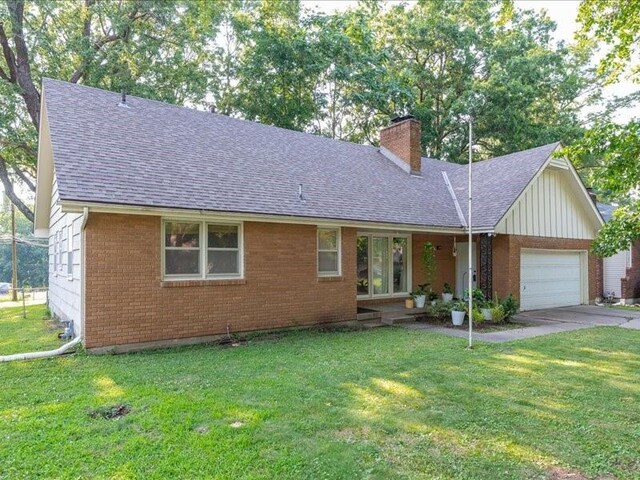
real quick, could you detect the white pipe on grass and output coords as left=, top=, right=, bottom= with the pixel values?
left=0, top=336, right=81, bottom=363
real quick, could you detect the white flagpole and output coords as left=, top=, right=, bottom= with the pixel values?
left=468, top=117, right=473, bottom=349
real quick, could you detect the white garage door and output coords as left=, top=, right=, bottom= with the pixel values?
left=520, top=250, right=585, bottom=310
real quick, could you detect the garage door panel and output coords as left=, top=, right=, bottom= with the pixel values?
left=520, top=250, right=584, bottom=311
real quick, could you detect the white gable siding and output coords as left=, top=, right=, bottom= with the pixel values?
left=495, top=167, right=598, bottom=239
left=48, top=173, right=83, bottom=336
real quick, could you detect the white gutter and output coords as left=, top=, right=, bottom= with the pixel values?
left=0, top=337, right=81, bottom=363
left=59, top=200, right=469, bottom=235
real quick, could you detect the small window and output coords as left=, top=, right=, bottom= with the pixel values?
left=60, top=227, right=66, bottom=272
left=67, top=224, right=74, bottom=276
left=207, top=224, right=240, bottom=276
left=164, top=221, right=201, bottom=276
left=318, top=227, right=340, bottom=276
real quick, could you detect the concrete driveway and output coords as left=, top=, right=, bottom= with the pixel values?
left=514, top=305, right=640, bottom=329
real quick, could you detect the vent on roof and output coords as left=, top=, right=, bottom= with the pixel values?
left=118, top=90, right=130, bottom=108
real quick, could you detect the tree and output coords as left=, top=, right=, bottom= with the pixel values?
left=375, top=0, right=600, bottom=161
left=0, top=0, right=222, bottom=221
left=562, top=0, right=640, bottom=257
left=0, top=205, right=47, bottom=287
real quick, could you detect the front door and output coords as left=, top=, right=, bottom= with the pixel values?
left=455, top=242, right=477, bottom=298
left=357, top=234, right=410, bottom=298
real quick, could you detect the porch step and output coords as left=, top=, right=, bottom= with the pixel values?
left=357, top=311, right=382, bottom=321
left=381, top=314, right=417, bottom=325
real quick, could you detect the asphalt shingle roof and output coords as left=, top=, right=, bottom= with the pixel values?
left=42, top=78, right=558, bottom=230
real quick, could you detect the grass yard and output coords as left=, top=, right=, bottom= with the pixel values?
left=1, top=307, right=639, bottom=479
left=0, top=305, right=64, bottom=354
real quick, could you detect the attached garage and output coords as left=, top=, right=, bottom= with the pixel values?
left=520, top=250, right=588, bottom=310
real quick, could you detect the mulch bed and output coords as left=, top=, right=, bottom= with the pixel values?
left=414, top=315, right=529, bottom=332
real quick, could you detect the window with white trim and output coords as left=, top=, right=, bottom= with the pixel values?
left=207, top=224, right=240, bottom=276
left=60, top=227, right=67, bottom=273
left=67, top=224, right=74, bottom=277
left=164, top=221, right=201, bottom=277
left=317, top=227, right=341, bottom=276
left=163, top=220, right=243, bottom=279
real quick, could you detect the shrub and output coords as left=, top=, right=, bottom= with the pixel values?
left=491, top=304, right=506, bottom=323
left=471, top=308, right=484, bottom=324
left=501, top=294, right=520, bottom=319
left=425, top=301, right=451, bottom=321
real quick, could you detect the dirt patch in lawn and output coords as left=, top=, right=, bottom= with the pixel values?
left=88, top=403, right=131, bottom=420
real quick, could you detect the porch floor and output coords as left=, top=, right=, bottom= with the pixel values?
left=357, top=301, right=423, bottom=325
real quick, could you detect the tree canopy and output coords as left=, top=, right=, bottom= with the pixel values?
left=562, top=0, right=640, bottom=257
left=0, top=0, right=613, bottom=223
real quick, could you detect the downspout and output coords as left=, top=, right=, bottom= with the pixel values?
left=0, top=337, right=81, bottom=362
left=80, top=207, right=89, bottom=344
left=0, top=207, right=89, bottom=363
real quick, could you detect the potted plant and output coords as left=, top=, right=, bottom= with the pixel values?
left=442, top=283, right=453, bottom=303
left=405, top=297, right=415, bottom=309
left=412, top=284, right=428, bottom=308
left=428, top=291, right=438, bottom=306
left=451, top=300, right=466, bottom=326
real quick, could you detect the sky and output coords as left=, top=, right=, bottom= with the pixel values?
left=302, top=0, right=639, bottom=123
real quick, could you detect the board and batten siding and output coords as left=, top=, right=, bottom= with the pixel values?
left=48, top=173, right=83, bottom=336
left=495, top=167, right=598, bottom=240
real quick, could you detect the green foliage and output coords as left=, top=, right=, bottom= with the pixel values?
left=0, top=208, right=47, bottom=287
left=501, top=294, right=520, bottom=319
left=562, top=121, right=640, bottom=257
left=451, top=299, right=467, bottom=312
left=471, top=308, right=484, bottom=325
left=420, top=242, right=437, bottom=287
left=424, top=300, right=451, bottom=321
left=491, top=304, right=506, bottom=323
left=471, top=288, right=486, bottom=308
left=577, top=0, right=640, bottom=83
left=442, top=282, right=452, bottom=294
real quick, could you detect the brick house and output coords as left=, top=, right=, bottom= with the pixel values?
left=34, top=79, right=604, bottom=352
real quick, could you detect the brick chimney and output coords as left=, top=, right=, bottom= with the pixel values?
left=379, top=115, right=422, bottom=175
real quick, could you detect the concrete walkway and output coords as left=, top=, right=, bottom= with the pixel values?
left=402, top=305, right=640, bottom=343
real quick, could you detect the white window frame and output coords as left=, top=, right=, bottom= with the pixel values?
left=356, top=232, right=412, bottom=299
left=162, top=219, right=244, bottom=281
left=67, top=223, right=74, bottom=279
left=317, top=227, right=341, bottom=277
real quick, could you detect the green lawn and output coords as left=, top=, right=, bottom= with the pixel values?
left=1, top=307, right=639, bottom=479
left=0, top=305, right=64, bottom=354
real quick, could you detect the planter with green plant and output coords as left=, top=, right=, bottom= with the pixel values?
left=442, top=282, right=453, bottom=303
left=412, top=283, right=429, bottom=308
left=428, top=291, right=438, bottom=305
left=450, top=300, right=466, bottom=326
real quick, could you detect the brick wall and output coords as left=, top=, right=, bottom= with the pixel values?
left=84, top=214, right=357, bottom=349
left=492, top=234, right=597, bottom=302
left=412, top=234, right=456, bottom=293
left=621, top=240, right=640, bottom=301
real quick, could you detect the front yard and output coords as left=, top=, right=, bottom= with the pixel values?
left=1, top=306, right=639, bottom=479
